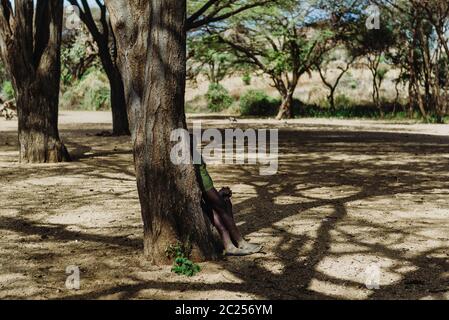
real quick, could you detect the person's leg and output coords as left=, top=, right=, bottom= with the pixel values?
left=209, top=209, right=234, bottom=250
left=221, top=196, right=260, bottom=252
left=204, top=188, right=261, bottom=254
left=204, top=188, right=243, bottom=245
left=210, top=210, right=257, bottom=255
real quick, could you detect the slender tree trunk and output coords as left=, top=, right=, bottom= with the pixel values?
left=68, top=0, right=130, bottom=136
left=107, top=68, right=130, bottom=136
left=410, top=19, right=428, bottom=120
left=408, top=81, right=414, bottom=117
left=98, top=35, right=130, bottom=136
left=373, top=80, right=384, bottom=118
left=414, top=81, right=427, bottom=120
left=105, top=0, right=220, bottom=263
left=329, top=89, right=336, bottom=111
left=276, top=91, right=294, bottom=120
left=408, top=41, right=417, bottom=117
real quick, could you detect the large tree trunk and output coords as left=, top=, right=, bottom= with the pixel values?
left=16, top=78, right=69, bottom=163
left=105, top=0, right=220, bottom=264
left=276, top=92, right=294, bottom=120
left=0, top=0, right=69, bottom=163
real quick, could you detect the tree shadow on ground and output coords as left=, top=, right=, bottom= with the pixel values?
left=21, top=124, right=449, bottom=299
left=1, top=125, right=449, bottom=299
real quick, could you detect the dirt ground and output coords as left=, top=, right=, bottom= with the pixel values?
left=1, top=111, right=449, bottom=300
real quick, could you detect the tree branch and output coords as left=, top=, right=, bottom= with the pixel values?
left=187, top=0, right=271, bottom=30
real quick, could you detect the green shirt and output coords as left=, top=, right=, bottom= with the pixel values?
left=198, top=160, right=214, bottom=192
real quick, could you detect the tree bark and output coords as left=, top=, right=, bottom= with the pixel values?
left=373, top=78, right=384, bottom=118
left=105, top=0, right=220, bottom=264
left=16, top=77, right=70, bottom=163
left=103, top=1, right=149, bottom=137
left=328, top=89, right=336, bottom=111
left=276, top=92, right=294, bottom=120
left=0, top=0, right=69, bottom=163
left=106, top=66, right=130, bottom=136
left=69, top=0, right=131, bottom=136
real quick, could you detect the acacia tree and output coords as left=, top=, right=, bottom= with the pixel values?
left=367, top=54, right=390, bottom=117
left=187, top=34, right=237, bottom=85
left=61, top=27, right=99, bottom=86
left=212, top=1, right=336, bottom=119
left=344, top=3, right=396, bottom=117
left=409, top=0, right=449, bottom=121
left=415, top=1, right=449, bottom=58
left=0, top=0, right=70, bottom=163
left=374, top=0, right=449, bottom=121
left=68, top=0, right=130, bottom=136
left=103, top=0, right=268, bottom=264
left=373, top=0, right=427, bottom=117
left=315, top=49, right=357, bottom=111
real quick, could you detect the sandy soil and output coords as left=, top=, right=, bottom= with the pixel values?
left=1, top=111, right=449, bottom=300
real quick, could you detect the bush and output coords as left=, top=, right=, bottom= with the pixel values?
left=242, top=73, right=252, bottom=86
left=2, top=81, right=15, bottom=100
left=206, top=83, right=233, bottom=112
left=239, top=90, right=279, bottom=116
left=334, top=94, right=354, bottom=109
left=300, top=103, right=379, bottom=118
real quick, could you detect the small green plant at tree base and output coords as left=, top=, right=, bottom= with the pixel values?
left=206, top=83, right=233, bottom=112
left=165, top=241, right=201, bottom=277
left=172, top=257, right=201, bottom=277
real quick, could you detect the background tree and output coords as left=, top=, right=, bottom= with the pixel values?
left=211, top=0, right=338, bottom=119
left=68, top=0, right=130, bottom=136
left=187, top=34, right=237, bottom=85
left=373, top=0, right=427, bottom=117
left=313, top=0, right=370, bottom=111
left=0, top=0, right=70, bottom=163
left=373, top=0, right=449, bottom=121
left=410, top=0, right=449, bottom=122
left=315, top=49, right=357, bottom=111
left=345, top=3, right=396, bottom=117
left=61, top=26, right=100, bottom=87
left=367, top=54, right=390, bottom=117
left=187, top=33, right=239, bottom=112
